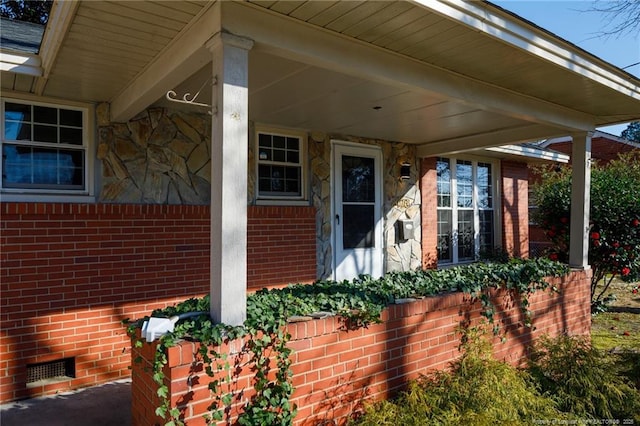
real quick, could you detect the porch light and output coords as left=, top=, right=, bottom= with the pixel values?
left=400, top=162, right=411, bottom=180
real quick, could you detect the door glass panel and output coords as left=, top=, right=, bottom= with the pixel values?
left=343, top=204, right=374, bottom=249
left=342, top=155, right=376, bottom=249
left=342, top=156, right=374, bottom=202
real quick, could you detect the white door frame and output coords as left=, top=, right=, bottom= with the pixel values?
left=331, top=140, right=384, bottom=281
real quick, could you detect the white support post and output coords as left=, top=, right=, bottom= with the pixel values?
left=568, top=131, right=592, bottom=270
left=207, top=32, right=254, bottom=325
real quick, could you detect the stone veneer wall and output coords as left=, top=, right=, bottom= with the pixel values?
left=307, top=133, right=422, bottom=279
left=98, top=107, right=423, bottom=277
left=97, top=105, right=212, bottom=205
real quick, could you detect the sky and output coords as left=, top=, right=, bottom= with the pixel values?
left=492, top=0, right=640, bottom=137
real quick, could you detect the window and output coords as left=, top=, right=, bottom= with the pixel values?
left=437, top=157, right=496, bottom=264
left=1, top=99, right=89, bottom=194
left=256, top=127, right=306, bottom=201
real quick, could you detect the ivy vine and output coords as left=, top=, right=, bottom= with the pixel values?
left=127, top=257, right=569, bottom=426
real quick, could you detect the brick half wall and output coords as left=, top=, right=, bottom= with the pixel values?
left=131, top=270, right=591, bottom=426
left=0, top=202, right=316, bottom=402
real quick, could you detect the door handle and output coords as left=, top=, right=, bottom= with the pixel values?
left=335, top=214, right=340, bottom=225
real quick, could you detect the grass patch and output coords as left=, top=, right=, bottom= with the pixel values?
left=591, top=312, right=640, bottom=351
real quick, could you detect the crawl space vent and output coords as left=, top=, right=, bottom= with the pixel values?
left=27, top=358, right=75, bottom=384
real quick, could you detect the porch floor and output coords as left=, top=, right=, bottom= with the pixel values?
left=0, top=379, right=131, bottom=426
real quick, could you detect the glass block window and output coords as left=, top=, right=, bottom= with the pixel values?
left=436, top=157, right=497, bottom=265
left=2, top=99, right=87, bottom=192
left=257, top=129, right=305, bottom=200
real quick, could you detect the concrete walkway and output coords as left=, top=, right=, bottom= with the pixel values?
left=0, top=379, right=131, bottom=426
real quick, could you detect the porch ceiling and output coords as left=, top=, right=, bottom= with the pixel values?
left=2, top=0, right=639, bottom=155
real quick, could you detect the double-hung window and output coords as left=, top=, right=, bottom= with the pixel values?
left=256, top=127, right=306, bottom=202
left=437, top=157, right=497, bottom=264
left=1, top=99, right=90, bottom=195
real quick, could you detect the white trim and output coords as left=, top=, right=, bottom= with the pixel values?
left=539, top=130, right=640, bottom=150
left=34, top=0, right=79, bottom=95
left=435, top=155, right=501, bottom=265
left=110, top=2, right=220, bottom=122
left=0, top=193, right=96, bottom=203
left=331, top=140, right=384, bottom=281
left=486, top=145, right=569, bottom=163
left=417, top=124, right=570, bottom=157
left=0, top=96, right=95, bottom=198
left=0, top=52, right=42, bottom=76
left=254, top=124, right=308, bottom=203
left=414, top=0, right=640, bottom=101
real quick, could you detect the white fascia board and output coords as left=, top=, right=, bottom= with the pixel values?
left=109, top=2, right=220, bottom=122
left=541, top=130, right=640, bottom=149
left=486, top=145, right=570, bottom=163
left=223, top=1, right=595, bottom=132
left=416, top=123, right=565, bottom=157
left=35, top=0, right=80, bottom=95
left=415, top=0, right=640, bottom=102
left=0, top=51, right=42, bottom=76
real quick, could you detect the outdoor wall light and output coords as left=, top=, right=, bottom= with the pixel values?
left=400, top=162, right=411, bottom=180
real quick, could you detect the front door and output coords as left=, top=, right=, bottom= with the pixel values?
left=332, top=142, right=383, bottom=281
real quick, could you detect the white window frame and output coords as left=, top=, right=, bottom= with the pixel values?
left=0, top=95, right=95, bottom=202
left=436, top=155, right=501, bottom=265
left=255, top=125, right=307, bottom=205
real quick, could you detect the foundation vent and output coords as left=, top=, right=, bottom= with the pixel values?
left=27, top=358, right=75, bottom=384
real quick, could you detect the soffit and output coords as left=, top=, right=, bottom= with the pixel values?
left=247, top=0, right=639, bottom=127
left=34, top=0, right=208, bottom=102
left=3, top=0, right=638, bottom=152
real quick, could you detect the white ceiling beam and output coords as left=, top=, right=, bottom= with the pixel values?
left=34, top=0, right=79, bottom=95
left=222, top=1, right=596, bottom=132
left=109, top=2, right=220, bottom=122
left=416, top=124, right=564, bottom=157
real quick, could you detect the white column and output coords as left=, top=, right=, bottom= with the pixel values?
left=207, top=32, right=254, bottom=325
left=569, top=131, right=592, bottom=270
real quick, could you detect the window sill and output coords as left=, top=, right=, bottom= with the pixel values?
left=0, top=192, right=96, bottom=204
left=255, top=199, right=310, bottom=207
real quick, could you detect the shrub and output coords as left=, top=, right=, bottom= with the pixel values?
left=350, top=326, right=569, bottom=425
left=528, top=334, right=640, bottom=422
left=532, top=152, right=640, bottom=310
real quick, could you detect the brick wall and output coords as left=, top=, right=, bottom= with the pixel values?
left=0, top=202, right=317, bottom=402
left=420, top=157, right=438, bottom=269
left=247, top=206, right=316, bottom=290
left=502, top=160, right=529, bottom=258
left=131, top=270, right=591, bottom=426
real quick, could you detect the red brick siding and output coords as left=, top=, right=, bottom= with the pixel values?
left=501, top=161, right=529, bottom=258
left=247, top=206, right=317, bottom=290
left=420, top=157, right=438, bottom=269
left=0, top=202, right=316, bottom=402
left=132, top=270, right=591, bottom=426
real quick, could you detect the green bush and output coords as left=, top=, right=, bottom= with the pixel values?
left=350, top=326, right=569, bottom=426
left=528, top=334, right=640, bottom=422
left=532, top=152, right=640, bottom=310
